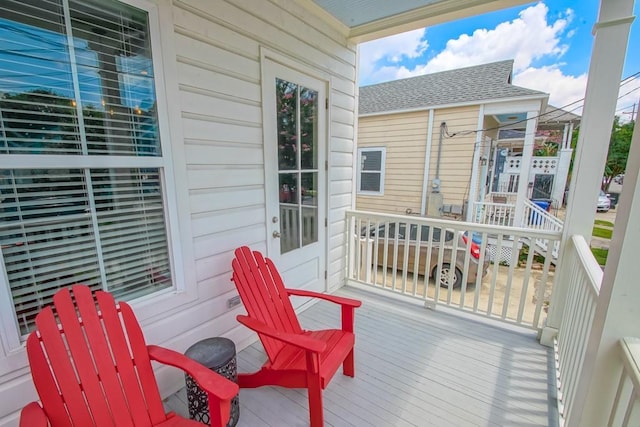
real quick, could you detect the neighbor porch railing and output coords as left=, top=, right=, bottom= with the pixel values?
left=472, top=201, right=516, bottom=227
left=523, top=199, right=564, bottom=259
left=345, top=210, right=562, bottom=330
left=554, top=235, right=602, bottom=426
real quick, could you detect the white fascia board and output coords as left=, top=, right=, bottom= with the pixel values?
left=359, top=94, right=547, bottom=118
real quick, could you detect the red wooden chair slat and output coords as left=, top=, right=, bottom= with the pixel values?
left=94, top=290, right=165, bottom=425
left=21, top=285, right=239, bottom=427
left=34, top=306, right=96, bottom=425
left=67, top=286, right=136, bottom=426
left=231, top=246, right=362, bottom=427
left=52, top=288, right=120, bottom=427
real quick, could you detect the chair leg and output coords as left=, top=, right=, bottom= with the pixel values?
left=343, top=349, right=355, bottom=377
left=307, top=374, right=324, bottom=427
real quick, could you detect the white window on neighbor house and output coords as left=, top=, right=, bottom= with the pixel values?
left=0, top=0, right=176, bottom=345
left=357, top=148, right=386, bottom=195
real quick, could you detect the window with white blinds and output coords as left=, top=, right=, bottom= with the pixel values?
left=0, top=0, right=172, bottom=337
left=357, top=148, right=386, bottom=195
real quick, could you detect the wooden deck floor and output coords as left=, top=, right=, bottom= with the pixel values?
left=164, top=287, right=556, bottom=426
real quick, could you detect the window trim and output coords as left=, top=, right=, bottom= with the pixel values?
left=357, top=147, right=386, bottom=196
left=0, top=0, right=196, bottom=354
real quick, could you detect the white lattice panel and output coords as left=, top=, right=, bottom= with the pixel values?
left=488, top=244, right=515, bottom=265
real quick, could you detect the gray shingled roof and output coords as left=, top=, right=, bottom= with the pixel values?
left=359, top=60, right=547, bottom=115
left=539, top=104, right=581, bottom=124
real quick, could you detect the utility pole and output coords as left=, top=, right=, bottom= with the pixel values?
left=622, top=99, right=637, bottom=121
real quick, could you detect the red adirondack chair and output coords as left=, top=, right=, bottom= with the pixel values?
left=20, top=285, right=239, bottom=427
left=231, top=246, right=361, bottom=427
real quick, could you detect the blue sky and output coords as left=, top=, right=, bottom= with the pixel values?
left=359, top=0, right=640, bottom=119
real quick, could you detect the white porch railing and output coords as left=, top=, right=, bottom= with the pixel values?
left=609, top=338, right=640, bottom=426
left=472, top=201, right=516, bottom=227
left=346, top=210, right=562, bottom=329
left=555, top=235, right=602, bottom=426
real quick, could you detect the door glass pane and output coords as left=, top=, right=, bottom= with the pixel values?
left=301, top=172, right=317, bottom=246
left=279, top=173, right=299, bottom=253
left=276, top=78, right=298, bottom=170
left=279, top=173, right=298, bottom=205
left=301, top=172, right=317, bottom=207
left=275, top=78, right=320, bottom=254
left=300, top=87, right=317, bottom=169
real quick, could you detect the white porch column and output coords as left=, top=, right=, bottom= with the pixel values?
left=552, top=123, right=574, bottom=207
left=512, top=111, right=537, bottom=227
left=574, top=108, right=639, bottom=426
left=542, top=0, right=635, bottom=349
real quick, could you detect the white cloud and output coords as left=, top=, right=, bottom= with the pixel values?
left=405, top=3, right=571, bottom=77
left=514, top=65, right=587, bottom=111
left=358, top=28, right=427, bottom=85
left=514, top=68, right=640, bottom=120
left=359, top=2, right=573, bottom=85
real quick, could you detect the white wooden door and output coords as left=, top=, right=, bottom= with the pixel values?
left=262, top=59, right=327, bottom=296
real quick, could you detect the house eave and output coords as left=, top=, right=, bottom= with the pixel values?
left=359, top=93, right=548, bottom=118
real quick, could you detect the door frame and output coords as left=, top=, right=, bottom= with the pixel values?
left=260, top=48, right=330, bottom=292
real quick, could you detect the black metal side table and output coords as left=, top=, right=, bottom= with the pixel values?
left=185, top=337, right=239, bottom=426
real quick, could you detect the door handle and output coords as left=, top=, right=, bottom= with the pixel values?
left=272, top=231, right=281, bottom=238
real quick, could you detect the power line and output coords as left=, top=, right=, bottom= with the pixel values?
left=444, top=71, right=640, bottom=138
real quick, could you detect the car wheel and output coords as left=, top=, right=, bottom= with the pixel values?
left=433, top=264, right=463, bottom=288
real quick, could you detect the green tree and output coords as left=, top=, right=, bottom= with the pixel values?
left=602, top=117, right=634, bottom=191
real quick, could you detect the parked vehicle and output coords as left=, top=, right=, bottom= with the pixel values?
left=597, top=190, right=611, bottom=212
left=363, top=222, right=489, bottom=288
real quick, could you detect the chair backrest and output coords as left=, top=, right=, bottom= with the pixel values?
left=26, top=285, right=167, bottom=427
left=232, top=246, right=302, bottom=363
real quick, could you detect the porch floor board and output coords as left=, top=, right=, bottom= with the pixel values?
left=164, top=287, right=555, bottom=426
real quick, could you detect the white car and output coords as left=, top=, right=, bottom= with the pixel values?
left=597, top=190, right=611, bottom=212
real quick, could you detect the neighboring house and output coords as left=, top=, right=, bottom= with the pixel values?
left=0, top=1, right=635, bottom=426
left=356, top=60, right=579, bottom=227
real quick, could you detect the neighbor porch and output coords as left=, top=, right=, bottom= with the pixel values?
left=165, top=287, right=555, bottom=426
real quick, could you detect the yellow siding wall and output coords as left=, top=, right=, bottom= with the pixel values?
left=428, top=106, right=480, bottom=207
left=356, top=111, right=429, bottom=214
left=356, top=106, right=481, bottom=215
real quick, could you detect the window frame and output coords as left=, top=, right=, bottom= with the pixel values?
left=357, top=147, right=386, bottom=196
left=0, top=0, right=195, bottom=354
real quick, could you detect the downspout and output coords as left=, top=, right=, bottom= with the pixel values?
left=420, top=110, right=435, bottom=215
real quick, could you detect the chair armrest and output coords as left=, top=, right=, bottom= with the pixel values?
left=148, top=345, right=238, bottom=400
left=285, top=289, right=361, bottom=333
left=20, top=402, right=48, bottom=427
left=285, top=289, right=362, bottom=308
left=236, top=315, right=326, bottom=353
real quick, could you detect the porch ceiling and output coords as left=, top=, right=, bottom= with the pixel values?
left=309, top=0, right=535, bottom=42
